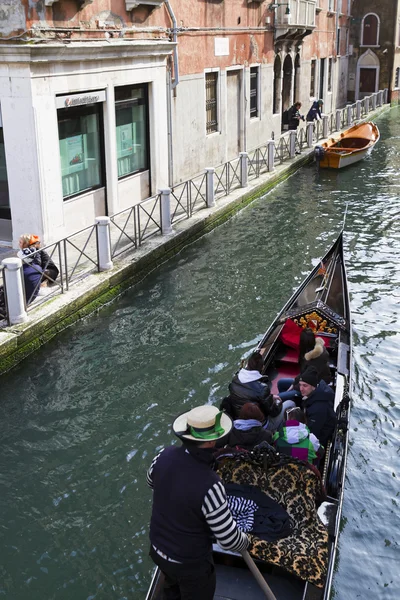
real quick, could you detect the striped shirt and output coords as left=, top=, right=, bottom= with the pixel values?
left=147, top=450, right=248, bottom=554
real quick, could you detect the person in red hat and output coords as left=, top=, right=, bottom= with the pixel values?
left=147, top=404, right=249, bottom=600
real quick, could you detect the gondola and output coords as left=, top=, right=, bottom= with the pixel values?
left=315, top=121, right=380, bottom=169
left=146, top=232, right=352, bottom=600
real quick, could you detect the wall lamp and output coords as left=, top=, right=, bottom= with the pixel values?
left=268, top=2, right=291, bottom=24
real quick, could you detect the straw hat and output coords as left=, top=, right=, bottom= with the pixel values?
left=173, top=405, right=232, bottom=443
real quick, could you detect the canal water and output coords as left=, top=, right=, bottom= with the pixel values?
left=1, top=107, right=399, bottom=600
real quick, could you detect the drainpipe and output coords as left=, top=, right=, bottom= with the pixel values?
left=165, top=0, right=179, bottom=89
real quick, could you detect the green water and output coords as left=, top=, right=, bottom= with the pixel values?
left=1, top=107, right=399, bottom=600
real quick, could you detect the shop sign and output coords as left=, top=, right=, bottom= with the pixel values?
left=56, top=90, right=106, bottom=109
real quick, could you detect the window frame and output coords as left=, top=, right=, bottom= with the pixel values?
left=249, top=65, right=260, bottom=120
left=310, top=59, right=317, bottom=98
left=360, top=13, right=380, bottom=48
left=114, top=83, right=150, bottom=181
left=57, top=102, right=105, bottom=202
left=205, top=70, right=220, bottom=135
left=395, top=67, right=400, bottom=90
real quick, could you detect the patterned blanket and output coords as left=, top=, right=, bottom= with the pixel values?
left=216, top=447, right=328, bottom=588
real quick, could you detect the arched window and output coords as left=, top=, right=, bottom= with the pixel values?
left=273, top=56, right=282, bottom=114
left=361, top=13, right=380, bottom=47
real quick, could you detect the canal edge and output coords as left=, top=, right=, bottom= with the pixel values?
left=0, top=105, right=390, bottom=375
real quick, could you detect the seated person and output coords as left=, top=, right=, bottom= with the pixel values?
left=264, top=395, right=296, bottom=432
left=273, top=407, right=323, bottom=465
left=299, top=367, right=336, bottom=449
left=220, top=351, right=271, bottom=419
left=226, top=403, right=273, bottom=451
left=19, top=234, right=59, bottom=285
left=17, top=246, right=43, bottom=304
left=277, top=328, right=332, bottom=403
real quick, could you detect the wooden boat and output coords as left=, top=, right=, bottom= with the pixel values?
left=146, top=233, right=352, bottom=600
left=315, top=121, right=379, bottom=168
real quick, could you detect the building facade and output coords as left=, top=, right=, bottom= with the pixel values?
left=0, top=0, right=351, bottom=247
left=347, top=0, right=398, bottom=103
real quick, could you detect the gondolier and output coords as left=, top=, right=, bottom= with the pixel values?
left=147, top=404, right=249, bottom=600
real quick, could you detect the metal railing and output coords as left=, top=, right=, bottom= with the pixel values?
left=0, top=89, right=388, bottom=327
left=214, top=158, right=241, bottom=198
left=0, top=265, right=9, bottom=325
left=137, top=194, right=162, bottom=245
left=247, top=144, right=270, bottom=180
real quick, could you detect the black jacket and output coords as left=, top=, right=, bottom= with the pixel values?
left=36, top=249, right=59, bottom=282
left=221, top=375, right=271, bottom=419
left=296, top=339, right=332, bottom=385
left=303, top=380, right=336, bottom=447
left=227, top=425, right=272, bottom=451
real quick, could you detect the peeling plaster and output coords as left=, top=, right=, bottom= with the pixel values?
left=0, top=0, right=26, bottom=36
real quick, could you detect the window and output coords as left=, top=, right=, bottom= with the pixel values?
left=328, top=58, right=333, bottom=92
left=250, top=66, right=259, bottom=119
left=206, top=72, right=218, bottom=134
left=361, top=14, right=379, bottom=47
left=58, top=103, right=104, bottom=200
left=338, top=0, right=342, bottom=13
left=346, top=28, right=350, bottom=54
left=328, top=0, right=334, bottom=12
left=337, top=28, right=341, bottom=55
left=395, top=67, right=400, bottom=89
left=115, top=84, right=149, bottom=179
left=0, top=127, right=10, bottom=219
left=310, top=60, right=316, bottom=97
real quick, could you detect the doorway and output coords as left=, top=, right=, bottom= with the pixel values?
left=226, top=70, right=242, bottom=159
left=359, top=68, right=377, bottom=97
left=282, top=55, right=293, bottom=112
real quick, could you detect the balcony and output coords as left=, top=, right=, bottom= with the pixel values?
left=272, top=0, right=316, bottom=44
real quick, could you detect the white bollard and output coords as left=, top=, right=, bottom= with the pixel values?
left=205, top=168, right=215, bottom=208
left=289, top=130, right=296, bottom=158
left=306, top=121, right=314, bottom=147
left=335, top=109, right=341, bottom=131
left=95, top=217, right=113, bottom=271
left=365, top=96, right=370, bottom=113
left=356, top=100, right=362, bottom=120
left=239, top=152, right=248, bottom=187
left=160, top=188, right=173, bottom=235
left=347, top=105, right=352, bottom=126
left=322, top=115, right=329, bottom=139
left=267, top=140, right=275, bottom=171
left=372, top=94, right=377, bottom=110
left=1, top=258, right=28, bottom=324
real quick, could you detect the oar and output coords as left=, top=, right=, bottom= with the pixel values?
left=241, top=549, right=278, bottom=600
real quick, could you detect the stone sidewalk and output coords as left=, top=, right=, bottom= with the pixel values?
left=0, top=103, right=390, bottom=374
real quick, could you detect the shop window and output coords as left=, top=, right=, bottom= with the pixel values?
left=361, top=14, right=379, bottom=47
left=58, top=104, right=104, bottom=200
left=310, top=59, right=316, bottom=97
left=328, top=58, right=333, bottom=92
left=205, top=72, right=218, bottom=134
left=250, top=66, right=260, bottom=119
left=0, top=127, right=10, bottom=219
left=115, top=84, right=149, bottom=179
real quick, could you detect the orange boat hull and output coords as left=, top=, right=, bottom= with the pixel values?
left=317, top=121, right=380, bottom=169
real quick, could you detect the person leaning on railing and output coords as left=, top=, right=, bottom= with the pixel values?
left=16, top=246, right=43, bottom=305
left=19, top=234, right=59, bottom=287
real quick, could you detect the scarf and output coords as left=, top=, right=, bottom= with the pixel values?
left=234, top=419, right=263, bottom=431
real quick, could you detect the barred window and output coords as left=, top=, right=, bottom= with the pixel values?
left=395, top=67, right=400, bottom=89
left=328, top=58, right=333, bottom=92
left=206, top=72, right=218, bottom=134
left=250, top=66, right=259, bottom=119
left=310, top=60, right=316, bottom=97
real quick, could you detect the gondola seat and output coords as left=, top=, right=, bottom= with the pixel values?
left=216, top=450, right=328, bottom=588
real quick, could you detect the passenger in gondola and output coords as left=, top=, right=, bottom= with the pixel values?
left=277, top=328, right=332, bottom=403
left=298, top=366, right=336, bottom=449
left=226, top=403, right=273, bottom=451
left=220, top=351, right=271, bottom=420
left=147, top=405, right=249, bottom=600
left=273, top=407, right=324, bottom=465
